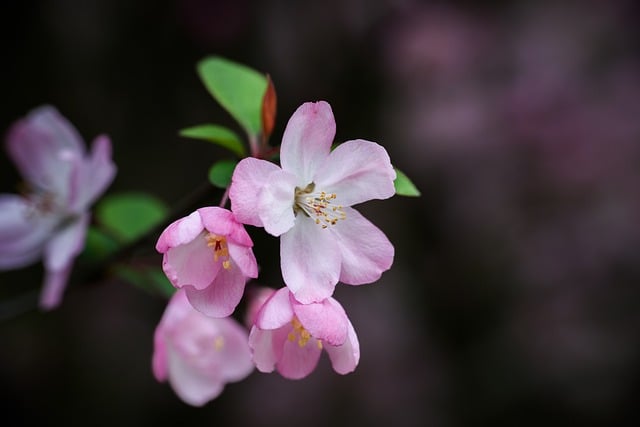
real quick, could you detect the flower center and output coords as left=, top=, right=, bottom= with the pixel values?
left=294, top=182, right=346, bottom=229
left=288, top=317, right=323, bottom=349
left=206, top=233, right=231, bottom=269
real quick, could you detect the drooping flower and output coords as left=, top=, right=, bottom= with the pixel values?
left=229, top=101, right=396, bottom=304
left=0, top=105, right=116, bottom=309
left=248, top=287, right=360, bottom=380
left=155, top=206, right=258, bottom=317
left=152, top=289, right=254, bottom=406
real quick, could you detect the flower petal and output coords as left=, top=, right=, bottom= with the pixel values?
left=257, top=169, right=297, bottom=236
left=0, top=195, right=54, bottom=269
left=248, top=328, right=279, bottom=373
left=332, top=207, right=394, bottom=285
left=276, top=330, right=323, bottom=380
left=280, top=218, right=341, bottom=304
left=69, top=134, right=116, bottom=212
left=229, top=157, right=281, bottom=227
left=198, top=207, right=253, bottom=247
left=324, top=317, right=360, bottom=375
left=43, top=213, right=90, bottom=272
left=280, top=101, right=335, bottom=185
left=212, top=317, right=255, bottom=382
left=155, top=210, right=204, bottom=253
left=292, top=296, right=348, bottom=346
left=255, top=287, right=294, bottom=330
left=39, top=264, right=73, bottom=310
left=165, top=341, right=225, bottom=407
left=183, top=265, right=246, bottom=317
left=6, top=105, right=84, bottom=197
left=162, top=234, right=222, bottom=291
left=314, top=139, right=396, bottom=206
left=228, top=242, right=258, bottom=279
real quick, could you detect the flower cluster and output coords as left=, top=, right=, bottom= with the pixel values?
left=152, top=101, right=396, bottom=405
left=0, top=106, right=116, bottom=309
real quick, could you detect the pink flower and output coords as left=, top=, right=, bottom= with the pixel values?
left=248, top=287, right=360, bottom=380
left=152, top=289, right=254, bottom=406
left=155, top=207, right=258, bottom=317
left=0, top=105, right=116, bottom=309
left=229, top=101, right=396, bottom=304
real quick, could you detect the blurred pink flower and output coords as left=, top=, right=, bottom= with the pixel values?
left=248, top=287, right=360, bottom=380
left=155, top=206, right=258, bottom=317
left=152, top=289, right=254, bottom=406
left=0, top=105, right=116, bottom=309
left=229, top=101, right=395, bottom=304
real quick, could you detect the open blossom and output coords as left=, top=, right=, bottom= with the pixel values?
left=0, top=105, right=116, bottom=309
left=152, top=289, right=254, bottom=406
left=156, top=207, right=258, bottom=317
left=248, top=287, right=360, bottom=380
left=229, top=101, right=396, bottom=304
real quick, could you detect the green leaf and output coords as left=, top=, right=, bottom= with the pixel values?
left=80, top=226, right=120, bottom=262
left=96, top=192, right=169, bottom=243
left=208, top=159, right=238, bottom=189
left=197, top=56, right=268, bottom=136
left=179, top=124, right=246, bottom=158
left=394, top=168, right=421, bottom=197
left=113, top=264, right=176, bottom=299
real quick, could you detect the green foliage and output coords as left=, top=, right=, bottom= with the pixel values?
left=394, top=168, right=421, bottom=197
left=179, top=124, right=246, bottom=158
left=96, top=192, right=169, bottom=244
left=208, top=159, right=238, bottom=189
left=80, top=227, right=119, bottom=263
left=197, top=56, right=268, bottom=136
left=112, top=264, right=176, bottom=299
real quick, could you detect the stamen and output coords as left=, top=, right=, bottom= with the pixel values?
left=289, top=316, right=318, bottom=348
left=294, top=183, right=346, bottom=228
left=214, top=336, right=225, bottom=351
left=206, top=233, right=232, bottom=269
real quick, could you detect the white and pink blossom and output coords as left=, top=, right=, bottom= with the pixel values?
left=0, top=105, right=116, bottom=309
left=248, top=287, right=360, bottom=380
left=152, top=289, right=254, bottom=406
left=155, top=207, right=258, bottom=317
left=229, top=101, right=395, bottom=304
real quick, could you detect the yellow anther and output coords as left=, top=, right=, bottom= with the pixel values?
left=206, top=233, right=231, bottom=269
left=294, top=183, right=346, bottom=228
left=316, top=340, right=323, bottom=350
left=289, top=316, right=316, bottom=348
left=214, top=336, right=225, bottom=351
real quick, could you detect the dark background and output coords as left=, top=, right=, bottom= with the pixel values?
left=1, top=0, right=639, bottom=426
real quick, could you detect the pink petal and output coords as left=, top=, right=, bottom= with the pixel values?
left=228, top=242, right=258, bottom=279
left=229, top=157, right=281, bottom=227
left=0, top=195, right=54, bottom=269
left=324, top=318, right=360, bottom=375
left=155, top=210, right=204, bottom=253
left=257, top=169, right=297, bottom=236
left=276, top=331, right=323, bottom=380
left=248, top=328, right=279, bottom=373
left=244, top=286, right=276, bottom=328
left=314, top=139, right=396, bottom=206
left=43, top=213, right=90, bottom=272
left=212, top=317, right=255, bottom=382
left=165, top=342, right=225, bottom=406
left=198, top=207, right=253, bottom=247
left=69, top=134, right=116, bottom=212
left=162, top=232, right=221, bottom=291
left=6, top=106, right=84, bottom=197
left=183, top=265, right=246, bottom=317
left=332, top=207, right=394, bottom=285
left=280, top=101, right=335, bottom=185
left=292, top=296, right=348, bottom=346
left=280, top=218, right=341, bottom=304
left=39, top=264, right=73, bottom=310
left=255, top=287, right=294, bottom=330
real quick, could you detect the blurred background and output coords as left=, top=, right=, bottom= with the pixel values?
left=1, top=0, right=639, bottom=426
